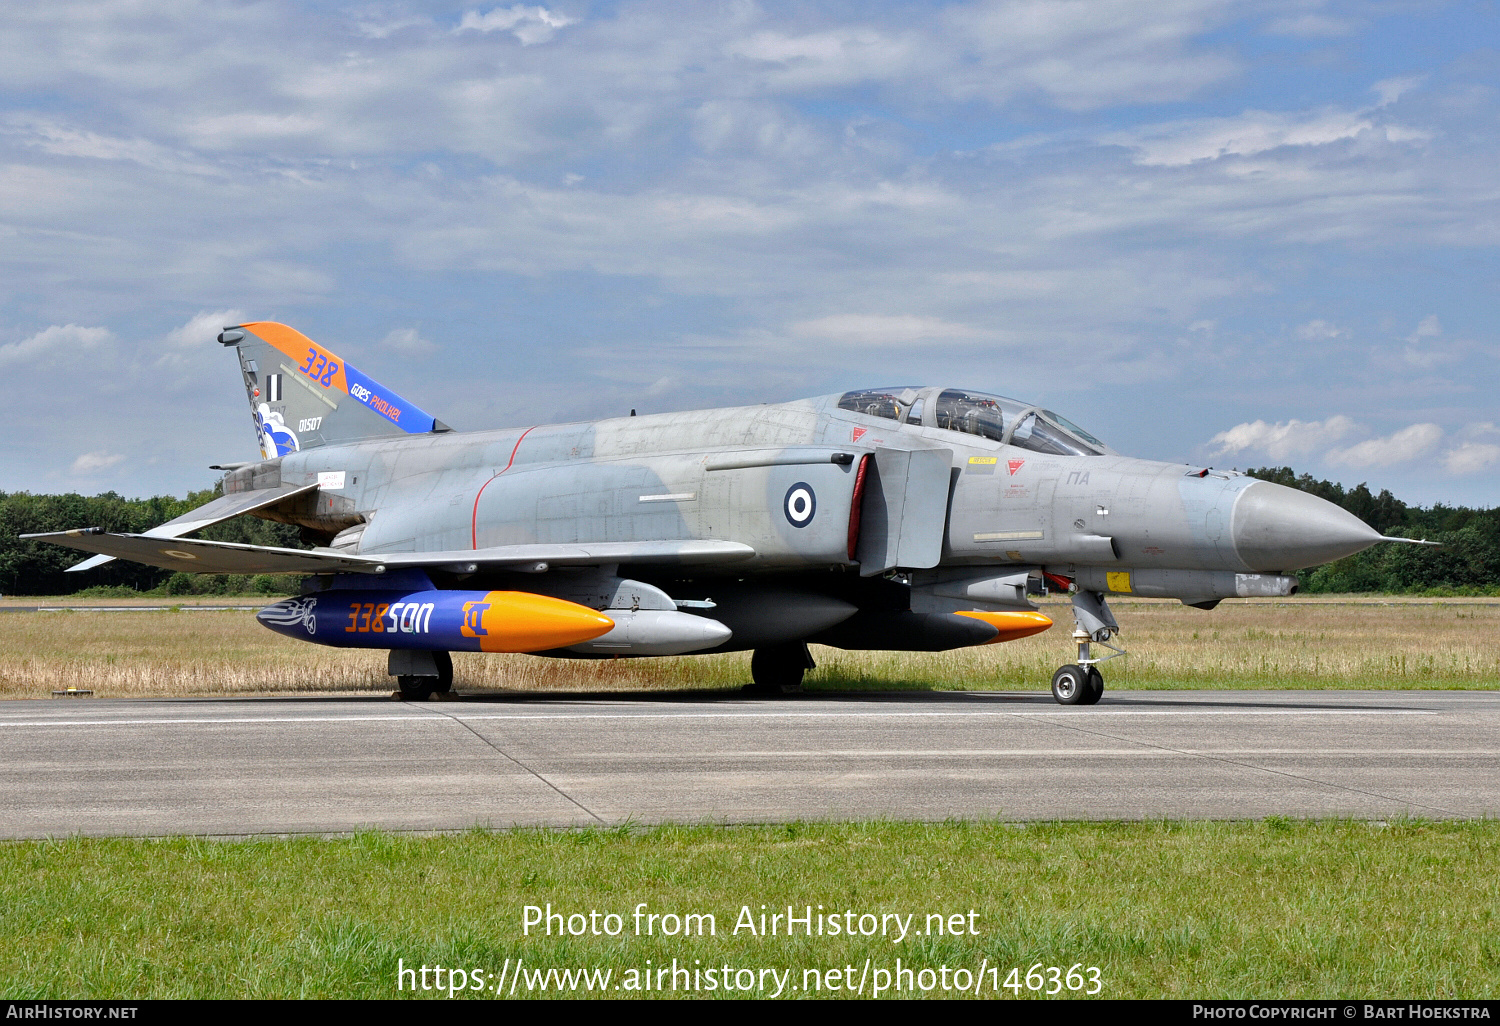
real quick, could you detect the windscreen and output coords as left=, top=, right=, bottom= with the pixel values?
left=1010, top=412, right=1099, bottom=456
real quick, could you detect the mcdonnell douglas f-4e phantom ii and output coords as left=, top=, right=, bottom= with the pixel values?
left=27, top=322, right=1428, bottom=704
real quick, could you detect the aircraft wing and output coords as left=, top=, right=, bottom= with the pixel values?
left=24, top=530, right=378, bottom=575
left=377, top=540, right=757, bottom=573
left=61, top=482, right=322, bottom=572
left=24, top=530, right=756, bottom=576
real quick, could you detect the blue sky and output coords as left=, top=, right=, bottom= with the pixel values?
left=1, top=0, right=1496, bottom=506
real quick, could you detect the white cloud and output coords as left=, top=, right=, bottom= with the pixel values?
left=1208, top=417, right=1450, bottom=471
left=1407, top=314, right=1442, bottom=341
left=1402, top=314, right=1452, bottom=367
left=1327, top=423, right=1443, bottom=468
left=455, top=5, right=576, bottom=45
left=1373, top=76, right=1424, bottom=107
left=1442, top=442, right=1500, bottom=475
left=2, top=116, right=227, bottom=177
left=1111, top=108, right=1381, bottom=166
left=1295, top=319, right=1346, bottom=341
left=379, top=327, right=436, bottom=356
left=790, top=314, right=995, bottom=346
left=163, top=310, right=245, bottom=350
left=726, top=28, right=921, bottom=90
left=0, top=324, right=114, bottom=367
left=354, top=15, right=431, bottom=40
left=1265, top=14, right=1356, bottom=38
left=70, top=451, right=126, bottom=474
left=1207, top=416, right=1359, bottom=460
left=945, top=0, right=1242, bottom=111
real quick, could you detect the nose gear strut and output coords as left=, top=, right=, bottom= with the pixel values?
left=1050, top=588, right=1126, bottom=706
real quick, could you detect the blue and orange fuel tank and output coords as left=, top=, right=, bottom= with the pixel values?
left=257, top=572, right=614, bottom=653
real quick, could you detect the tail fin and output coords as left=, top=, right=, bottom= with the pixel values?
left=216, top=321, right=450, bottom=458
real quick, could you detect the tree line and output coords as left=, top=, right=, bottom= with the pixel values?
left=1, top=472, right=1496, bottom=596
left=0, top=487, right=302, bottom=597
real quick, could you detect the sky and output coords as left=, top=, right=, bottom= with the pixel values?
left=1, top=0, right=1496, bottom=507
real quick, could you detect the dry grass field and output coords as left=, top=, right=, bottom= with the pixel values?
left=1, top=597, right=1495, bottom=699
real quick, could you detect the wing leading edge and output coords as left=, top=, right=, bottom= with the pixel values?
left=23, top=530, right=757, bottom=576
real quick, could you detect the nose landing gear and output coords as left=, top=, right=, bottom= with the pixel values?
left=1050, top=589, right=1124, bottom=706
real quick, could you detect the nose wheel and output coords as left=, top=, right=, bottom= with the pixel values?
left=1050, top=664, right=1104, bottom=705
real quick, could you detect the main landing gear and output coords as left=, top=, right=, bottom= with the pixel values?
left=744, top=642, right=815, bottom=695
left=391, top=650, right=453, bottom=701
left=1050, top=589, right=1125, bottom=707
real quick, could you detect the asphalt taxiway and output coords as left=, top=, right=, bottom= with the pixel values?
left=2, top=689, right=1497, bottom=838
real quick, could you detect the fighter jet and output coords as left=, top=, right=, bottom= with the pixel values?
left=25, top=322, right=1427, bottom=704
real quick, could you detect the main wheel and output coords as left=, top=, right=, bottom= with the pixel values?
left=396, top=675, right=435, bottom=701
left=396, top=652, right=453, bottom=700
left=745, top=643, right=811, bottom=695
left=1081, top=666, right=1104, bottom=705
left=432, top=651, right=454, bottom=694
left=1051, top=664, right=1089, bottom=705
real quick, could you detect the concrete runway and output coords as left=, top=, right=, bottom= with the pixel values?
left=2, top=689, right=1497, bottom=838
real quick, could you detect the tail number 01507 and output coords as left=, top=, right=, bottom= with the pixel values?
left=345, top=601, right=436, bottom=634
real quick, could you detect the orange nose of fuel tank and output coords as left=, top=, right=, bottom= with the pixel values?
left=953, top=609, right=1054, bottom=645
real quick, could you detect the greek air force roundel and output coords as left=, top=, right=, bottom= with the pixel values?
left=784, top=482, right=816, bottom=528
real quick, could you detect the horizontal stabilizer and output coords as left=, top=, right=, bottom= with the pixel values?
left=27, top=530, right=756, bottom=576
left=62, top=483, right=321, bottom=572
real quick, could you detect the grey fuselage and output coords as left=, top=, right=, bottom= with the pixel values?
left=234, top=390, right=1382, bottom=613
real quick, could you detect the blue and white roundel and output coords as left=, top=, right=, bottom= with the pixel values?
left=783, top=482, right=816, bottom=528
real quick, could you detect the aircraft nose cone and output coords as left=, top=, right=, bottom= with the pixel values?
left=1232, top=481, right=1384, bottom=571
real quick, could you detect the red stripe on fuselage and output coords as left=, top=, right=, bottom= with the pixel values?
left=847, top=452, right=871, bottom=561
left=471, top=426, right=538, bottom=550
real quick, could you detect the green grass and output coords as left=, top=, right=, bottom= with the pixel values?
left=5, top=821, right=1499, bottom=999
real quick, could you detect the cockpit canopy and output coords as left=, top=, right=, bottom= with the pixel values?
left=836, top=387, right=1110, bottom=457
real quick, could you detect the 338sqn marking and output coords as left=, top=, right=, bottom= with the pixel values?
left=345, top=600, right=436, bottom=634
left=298, top=347, right=341, bottom=388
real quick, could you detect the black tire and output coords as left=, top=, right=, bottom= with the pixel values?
left=396, top=652, right=452, bottom=700
left=432, top=651, right=454, bottom=694
left=1051, top=664, right=1088, bottom=705
left=396, top=675, right=435, bottom=701
left=1081, top=666, right=1104, bottom=705
left=745, top=643, right=811, bottom=695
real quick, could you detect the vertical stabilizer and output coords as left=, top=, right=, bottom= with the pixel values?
left=216, top=321, right=449, bottom=457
